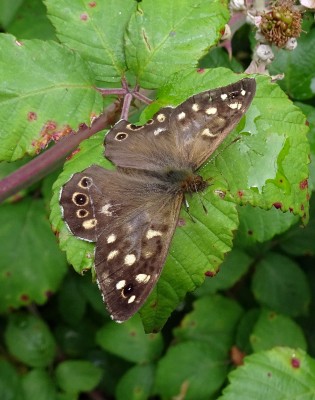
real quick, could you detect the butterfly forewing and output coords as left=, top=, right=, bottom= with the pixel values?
left=104, top=78, right=256, bottom=172
left=169, top=78, right=256, bottom=169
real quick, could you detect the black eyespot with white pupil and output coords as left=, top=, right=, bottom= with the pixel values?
left=80, top=177, right=92, bottom=188
left=123, top=284, right=133, bottom=297
left=115, top=132, right=128, bottom=141
left=73, top=192, right=88, bottom=206
left=229, top=91, right=239, bottom=99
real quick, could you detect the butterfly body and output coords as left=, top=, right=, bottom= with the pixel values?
left=60, top=78, right=256, bottom=322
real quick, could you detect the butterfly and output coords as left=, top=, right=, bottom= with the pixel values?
left=60, top=78, right=256, bottom=322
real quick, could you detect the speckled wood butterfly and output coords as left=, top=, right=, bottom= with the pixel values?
left=60, top=78, right=256, bottom=322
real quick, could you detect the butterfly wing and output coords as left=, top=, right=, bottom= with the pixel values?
left=60, top=165, right=183, bottom=322
left=105, top=78, right=256, bottom=171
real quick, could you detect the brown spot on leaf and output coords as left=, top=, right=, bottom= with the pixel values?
left=45, top=290, right=53, bottom=298
left=289, top=207, right=293, bottom=212
left=299, top=179, right=308, bottom=190
left=291, top=357, right=300, bottom=368
left=80, top=13, right=88, bottom=21
left=197, top=68, right=205, bottom=73
left=27, top=111, right=37, bottom=121
left=88, top=1, right=96, bottom=6
left=32, top=122, right=72, bottom=154
left=205, top=270, right=217, bottom=277
left=230, top=346, right=245, bottom=366
left=237, top=190, right=244, bottom=198
left=20, top=294, right=29, bottom=302
left=66, top=148, right=80, bottom=160
left=273, top=202, right=282, bottom=209
left=248, top=230, right=253, bottom=235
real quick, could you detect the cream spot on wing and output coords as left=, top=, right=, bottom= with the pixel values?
left=241, top=89, right=246, bottom=96
left=124, top=254, right=136, bottom=266
left=221, top=93, right=228, bottom=100
left=177, top=112, right=186, bottom=120
left=128, top=295, right=136, bottom=304
left=107, top=233, right=117, bottom=243
left=228, top=102, right=242, bottom=110
left=146, top=229, right=163, bottom=239
left=205, top=107, right=217, bottom=115
left=82, top=219, right=97, bottom=229
left=202, top=128, right=218, bottom=137
left=143, top=251, right=153, bottom=259
left=154, top=127, right=166, bottom=136
left=192, top=103, right=200, bottom=112
left=100, top=203, right=112, bottom=216
left=116, top=280, right=126, bottom=290
left=136, top=274, right=151, bottom=284
left=156, top=113, right=166, bottom=122
left=107, top=250, right=119, bottom=261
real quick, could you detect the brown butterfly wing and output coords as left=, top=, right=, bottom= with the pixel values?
left=105, top=78, right=256, bottom=171
left=60, top=165, right=183, bottom=321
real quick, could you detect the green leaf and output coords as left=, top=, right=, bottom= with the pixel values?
left=0, top=198, right=67, bottom=312
left=45, top=0, right=136, bottom=83
left=251, top=252, right=311, bottom=317
left=194, top=249, right=252, bottom=296
left=279, top=195, right=315, bottom=256
left=55, top=322, right=96, bottom=358
left=6, top=0, right=56, bottom=40
left=236, top=309, right=260, bottom=354
left=116, top=364, right=155, bottom=400
left=55, top=360, right=102, bottom=394
left=220, top=347, right=315, bottom=400
left=155, top=341, right=227, bottom=400
left=250, top=310, right=307, bottom=352
left=199, top=47, right=243, bottom=72
left=0, top=0, right=24, bottom=28
left=0, top=359, right=24, bottom=400
left=0, top=34, right=102, bottom=161
left=125, top=0, right=229, bottom=87
left=173, top=294, right=243, bottom=351
left=235, top=205, right=299, bottom=248
left=96, top=315, right=164, bottom=363
left=4, top=313, right=56, bottom=367
left=269, top=29, right=315, bottom=100
left=57, top=273, right=87, bottom=326
left=22, top=369, right=57, bottom=400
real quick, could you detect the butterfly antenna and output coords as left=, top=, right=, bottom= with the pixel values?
left=183, top=196, right=196, bottom=223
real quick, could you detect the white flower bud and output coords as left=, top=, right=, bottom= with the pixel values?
left=285, top=37, right=298, bottom=50
left=254, top=44, right=274, bottom=63
left=230, top=0, right=246, bottom=11
left=221, top=24, right=232, bottom=41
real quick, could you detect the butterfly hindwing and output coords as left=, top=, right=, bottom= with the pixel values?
left=60, top=165, right=183, bottom=321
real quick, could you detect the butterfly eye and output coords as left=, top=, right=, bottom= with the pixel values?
left=115, top=132, right=128, bottom=141
left=79, top=177, right=93, bottom=188
left=72, top=192, right=89, bottom=206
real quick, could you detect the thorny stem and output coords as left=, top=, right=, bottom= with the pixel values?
left=0, top=80, right=153, bottom=203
